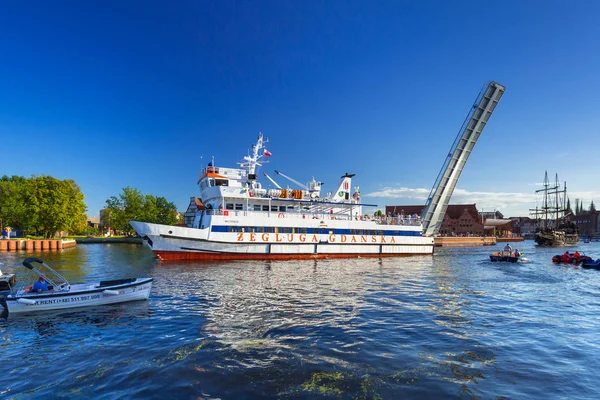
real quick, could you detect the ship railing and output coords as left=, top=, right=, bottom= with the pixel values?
left=200, top=209, right=422, bottom=226
left=375, top=216, right=422, bottom=226
left=202, top=209, right=374, bottom=222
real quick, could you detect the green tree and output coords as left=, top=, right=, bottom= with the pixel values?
left=566, top=197, right=572, bottom=215
left=0, top=176, right=30, bottom=233
left=590, top=200, right=596, bottom=213
left=0, top=175, right=86, bottom=237
left=105, top=187, right=178, bottom=235
left=28, top=176, right=88, bottom=238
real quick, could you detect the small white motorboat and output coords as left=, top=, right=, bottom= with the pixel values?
left=1, top=257, right=152, bottom=314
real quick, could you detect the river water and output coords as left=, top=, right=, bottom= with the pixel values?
left=1, top=241, right=600, bottom=399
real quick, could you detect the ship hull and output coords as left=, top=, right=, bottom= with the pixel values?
left=535, top=230, right=579, bottom=247
left=153, top=250, right=432, bottom=261
left=131, top=221, right=434, bottom=261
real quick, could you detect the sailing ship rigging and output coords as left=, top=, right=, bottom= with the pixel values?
left=531, top=171, right=579, bottom=247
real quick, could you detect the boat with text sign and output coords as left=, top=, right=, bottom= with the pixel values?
left=130, top=133, right=434, bottom=260
left=130, top=82, right=506, bottom=261
left=1, top=257, right=152, bottom=314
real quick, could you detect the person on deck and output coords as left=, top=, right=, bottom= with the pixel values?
left=504, top=243, right=512, bottom=256
left=32, top=276, right=49, bottom=293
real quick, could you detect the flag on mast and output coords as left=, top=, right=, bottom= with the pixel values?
left=263, top=149, right=272, bottom=157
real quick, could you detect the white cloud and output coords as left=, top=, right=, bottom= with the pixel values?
left=364, top=186, right=600, bottom=217
left=364, top=187, right=536, bottom=216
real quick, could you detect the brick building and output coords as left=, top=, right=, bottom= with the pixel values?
left=385, top=204, right=485, bottom=236
left=572, top=211, right=600, bottom=237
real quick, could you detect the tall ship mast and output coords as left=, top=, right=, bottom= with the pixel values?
left=530, top=171, right=579, bottom=247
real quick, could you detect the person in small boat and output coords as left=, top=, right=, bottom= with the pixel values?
left=32, top=276, right=49, bottom=293
left=574, top=251, right=581, bottom=262
left=503, top=243, right=512, bottom=256
left=514, top=249, right=520, bottom=257
left=561, top=251, right=570, bottom=263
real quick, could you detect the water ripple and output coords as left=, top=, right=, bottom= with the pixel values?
left=3, top=242, right=600, bottom=398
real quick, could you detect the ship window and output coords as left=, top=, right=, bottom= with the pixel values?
left=257, top=227, right=264, bottom=233
left=287, top=206, right=295, bottom=211
left=300, top=228, right=307, bottom=234
left=253, top=205, right=261, bottom=211
left=226, top=203, right=234, bottom=210
left=228, top=226, right=236, bottom=232
left=235, top=204, right=243, bottom=210
left=265, top=227, right=274, bottom=233
left=215, top=179, right=229, bottom=187
left=271, top=206, right=278, bottom=211
left=279, top=206, right=286, bottom=212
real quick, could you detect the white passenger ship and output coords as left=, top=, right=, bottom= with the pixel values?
left=130, top=133, right=434, bottom=260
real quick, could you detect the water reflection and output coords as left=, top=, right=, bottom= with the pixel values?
left=3, top=242, right=600, bottom=398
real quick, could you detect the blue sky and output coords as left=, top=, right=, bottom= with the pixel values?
left=1, top=1, right=599, bottom=218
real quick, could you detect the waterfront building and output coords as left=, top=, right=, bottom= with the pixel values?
left=572, top=211, right=600, bottom=237
left=385, top=204, right=485, bottom=236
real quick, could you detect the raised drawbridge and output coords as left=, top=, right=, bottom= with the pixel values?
left=421, top=81, right=506, bottom=237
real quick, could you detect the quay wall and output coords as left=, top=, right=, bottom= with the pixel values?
left=75, top=237, right=143, bottom=245
left=0, top=239, right=76, bottom=252
left=434, top=236, right=497, bottom=247
left=496, top=237, right=525, bottom=243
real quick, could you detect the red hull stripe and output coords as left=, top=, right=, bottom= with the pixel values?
left=153, top=250, right=433, bottom=261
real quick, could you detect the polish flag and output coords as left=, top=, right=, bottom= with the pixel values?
left=263, top=149, right=272, bottom=157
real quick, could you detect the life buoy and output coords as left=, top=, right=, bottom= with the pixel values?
left=331, top=216, right=336, bottom=220
left=278, top=212, right=285, bottom=218
left=249, top=192, right=255, bottom=197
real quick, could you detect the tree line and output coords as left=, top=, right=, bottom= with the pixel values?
left=0, top=175, right=87, bottom=238
left=567, top=198, right=597, bottom=216
left=0, top=175, right=179, bottom=238
left=104, top=187, right=179, bottom=236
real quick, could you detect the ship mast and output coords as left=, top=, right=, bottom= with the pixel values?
left=530, top=171, right=567, bottom=231
left=238, top=133, right=269, bottom=189
left=239, top=133, right=267, bottom=175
